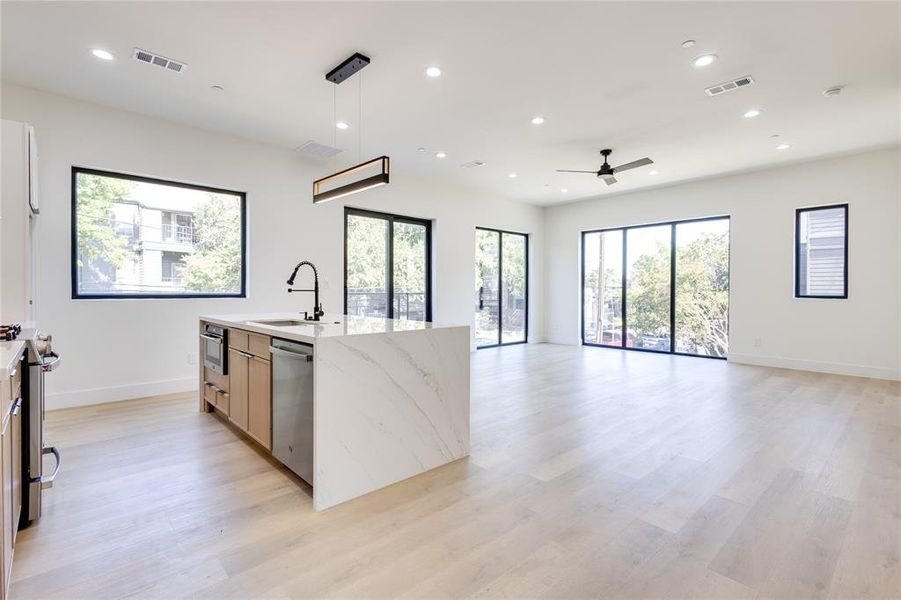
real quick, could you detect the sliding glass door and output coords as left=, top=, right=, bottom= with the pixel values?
left=476, top=228, right=528, bottom=347
left=345, top=208, right=431, bottom=321
left=582, top=216, right=729, bottom=358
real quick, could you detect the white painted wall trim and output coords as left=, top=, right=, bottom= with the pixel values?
left=728, top=353, right=900, bottom=381
left=47, top=376, right=197, bottom=410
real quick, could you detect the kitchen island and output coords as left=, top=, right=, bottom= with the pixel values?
left=198, top=313, right=470, bottom=511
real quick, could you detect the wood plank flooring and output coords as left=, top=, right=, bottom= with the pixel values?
left=10, top=344, right=901, bottom=599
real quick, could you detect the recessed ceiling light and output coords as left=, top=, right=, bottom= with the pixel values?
left=435, top=151, right=447, bottom=158
left=770, top=134, right=781, bottom=138
left=560, top=188, right=568, bottom=193
left=508, top=173, right=517, bottom=179
left=336, top=121, right=349, bottom=130
left=649, top=170, right=659, bottom=176
left=425, top=66, right=442, bottom=78
left=530, top=116, right=545, bottom=125
left=91, top=49, right=114, bottom=61
left=776, top=143, right=791, bottom=150
left=417, top=147, right=426, bottom=152
left=681, top=40, right=696, bottom=48
left=693, top=54, right=717, bottom=67
left=743, top=109, right=761, bottom=118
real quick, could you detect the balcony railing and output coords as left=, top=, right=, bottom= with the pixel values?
left=161, top=223, right=195, bottom=244
left=347, top=291, right=427, bottom=321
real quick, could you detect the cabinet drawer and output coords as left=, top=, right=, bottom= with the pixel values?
left=203, top=382, right=217, bottom=404
left=229, top=329, right=249, bottom=352
left=248, top=333, right=271, bottom=359
left=216, top=390, right=230, bottom=414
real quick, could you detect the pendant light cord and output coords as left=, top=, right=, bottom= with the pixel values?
left=358, top=72, right=362, bottom=163
left=333, top=84, right=337, bottom=171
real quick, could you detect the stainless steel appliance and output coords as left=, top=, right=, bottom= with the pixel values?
left=24, top=331, right=61, bottom=524
left=201, top=323, right=227, bottom=374
left=270, top=339, right=314, bottom=485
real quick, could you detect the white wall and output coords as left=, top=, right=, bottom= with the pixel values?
left=544, top=147, right=901, bottom=380
left=1, top=83, right=545, bottom=409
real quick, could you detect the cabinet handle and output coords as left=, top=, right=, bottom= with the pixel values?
left=232, top=349, right=254, bottom=359
left=200, top=334, right=223, bottom=344
left=11, top=397, right=21, bottom=417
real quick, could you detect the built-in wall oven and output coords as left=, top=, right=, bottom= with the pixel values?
left=201, top=323, right=228, bottom=375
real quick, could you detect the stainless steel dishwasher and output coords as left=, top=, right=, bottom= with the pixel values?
left=270, top=339, right=314, bottom=485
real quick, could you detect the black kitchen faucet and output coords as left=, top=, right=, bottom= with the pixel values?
left=287, top=261, right=325, bottom=321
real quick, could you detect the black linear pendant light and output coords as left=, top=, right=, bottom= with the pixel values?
left=313, top=52, right=389, bottom=204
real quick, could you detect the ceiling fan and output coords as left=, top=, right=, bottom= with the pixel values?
left=557, top=149, right=654, bottom=186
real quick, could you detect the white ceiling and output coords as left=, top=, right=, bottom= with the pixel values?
left=2, top=1, right=899, bottom=205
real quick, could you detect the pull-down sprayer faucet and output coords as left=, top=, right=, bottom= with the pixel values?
left=287, top=261, right=324, bottom=321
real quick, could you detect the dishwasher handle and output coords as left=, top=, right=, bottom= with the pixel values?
left=269, top=346, right=314, bottom=361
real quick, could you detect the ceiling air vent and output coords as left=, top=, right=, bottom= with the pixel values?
left=133, top=48, right=187, bottom=73
left=460, top=160, right=487, bottom=168
left=705, top=75, right=755, bottom=97
left=295, top=140, right=343, bottom=159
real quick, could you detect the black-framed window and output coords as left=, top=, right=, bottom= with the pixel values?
left=475, top=228, right=529, bottom=348
left=795, top=204, right=848, bottom=299
left=581, top=216, right=730, bottom=359
left=344, top=208, right=432, bottom=321
left=71, top=167, right=246, bottom=299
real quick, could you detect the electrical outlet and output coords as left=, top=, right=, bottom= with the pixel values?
left=187, top=352, right=198, bottom=365
left=753, top=338, right=762, bottom=348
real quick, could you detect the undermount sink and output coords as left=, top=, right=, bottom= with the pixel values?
left=249, top=319, right=313, bottom=327
left=249, top=319, right=341, bottom=327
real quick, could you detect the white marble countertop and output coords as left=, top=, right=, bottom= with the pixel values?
left=0, top=323, right=37, bottom=376
left=0, top=338, right=27, bottom=378
left=200, top=312, right=468, bottom=345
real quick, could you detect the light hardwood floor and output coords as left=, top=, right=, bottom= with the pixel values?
left=9, top=344, right=901, bottom=599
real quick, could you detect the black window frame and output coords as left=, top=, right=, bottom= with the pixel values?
left=71, top=166, right=247, bottom=300
left=343, top=207, right=433, bottom=321
left=794, top=203, right=849, bottom=300
left=475, top=227, right=530, bottom=349
left=580, top=215, right=731, bottom=360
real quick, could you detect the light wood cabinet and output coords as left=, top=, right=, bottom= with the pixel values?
left=10, top=397, right=20, bottom=544
left=228, top=349, right=249, bottom=431
left=248, top=333, right=270, bottom=360
left=247, top=356, right=272, bottom=450
left=229, top=329, right=249, bottom=353
left=0, top=348, right=24, bottom=599
left=213, top=330, right=272, bottom=452
left=201, top=326, right=273, bottom=453
left=1, top=409, right=11, bottom=599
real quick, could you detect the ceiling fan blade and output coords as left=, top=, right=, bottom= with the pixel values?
left=556, top=169, right=597, bottom=173
left=612, top=157, right=653, bottom=173
left=602, top=175, right=618, bottom=186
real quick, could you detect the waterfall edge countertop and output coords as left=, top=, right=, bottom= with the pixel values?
left=199, top=312, right=471, bottom=511
left=199, top=312, right=468, bottom=345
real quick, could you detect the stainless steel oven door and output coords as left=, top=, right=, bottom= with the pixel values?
left=201, top=327, right=226, bottom=374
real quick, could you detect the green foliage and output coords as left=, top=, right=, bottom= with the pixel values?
left=181, top=194, right=242, bottom=293
left=625, top=231, right=730, bottom=356
left=346, top=215, right=389, bottom=291
left=392, top=222, right=426, bottom=294
left=675, top=232, right=729, bottom=356
left=75, top=173, right=132, bottom=276
left=627, top=241, right=671, bottom=338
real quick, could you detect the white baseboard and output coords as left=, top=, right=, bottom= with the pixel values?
left=46, top=376, right=198, bottom=410
left=728, top=353, right=900, bottom=381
